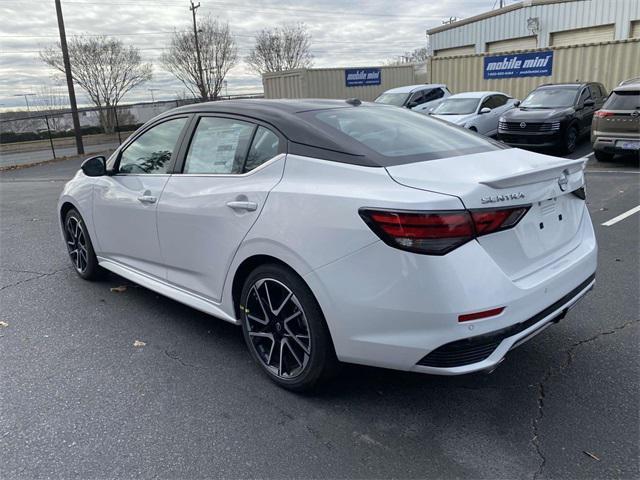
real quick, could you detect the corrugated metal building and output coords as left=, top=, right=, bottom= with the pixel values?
left=263, top=65, right=418, bottom=101
left=428, top=0, right=640, bottom=56
left=428, top=39, right=639, bottom=99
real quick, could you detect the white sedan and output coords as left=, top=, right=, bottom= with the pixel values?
left=432, top=91, right=519, bottom=137
left=58, top=99, right=596, bottom=391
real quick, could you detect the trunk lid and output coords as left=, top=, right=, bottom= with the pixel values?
left=385, top=148, right=587, bottom=280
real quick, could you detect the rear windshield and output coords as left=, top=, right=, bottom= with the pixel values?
left=310, top=106, right=504, bottom=162
left=604, top=90, right=640, bottom=110
left=374, top=92, right=409, bottom=107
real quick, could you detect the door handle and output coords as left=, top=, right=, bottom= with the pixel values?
left=138, top=195, right=157, bottom=204
left=226, top=201, right=258, bottom=212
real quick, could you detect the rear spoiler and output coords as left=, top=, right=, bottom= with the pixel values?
left=480, top=158, right=585, bottom=189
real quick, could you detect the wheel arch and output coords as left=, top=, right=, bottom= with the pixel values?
left=231, top=254, right=303, bottom=320
left=59, top=201, right=77, bottom=226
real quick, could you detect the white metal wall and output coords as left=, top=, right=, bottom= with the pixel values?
left=263, top=65, right=416, bottom=101
left=550, top=23, right=615, bottom=46
left=428, top=0, right=640, bottom=54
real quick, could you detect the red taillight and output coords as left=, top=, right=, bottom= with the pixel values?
left=595, top=110, right=614, bottom=118
left=360, top=206, right=529, bottom=255
left=471, top=207, right=529, bottom=235
left=459, top=307, right=505, bottom=322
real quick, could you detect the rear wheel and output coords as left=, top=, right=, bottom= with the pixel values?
left=240, top=264, right=339, bottom=391
left=559, top=125, right=578, bottom=154
left=64, top=208, right=101, bottom=280
left=594, top=150, right=614, bottom=162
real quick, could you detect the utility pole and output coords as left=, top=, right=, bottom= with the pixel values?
left=54, top=0, right=84, bottom=155
left=190, top=1, right=206, bottom=101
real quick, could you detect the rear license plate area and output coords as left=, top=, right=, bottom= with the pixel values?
left=616, top=140, right=640, bottom=150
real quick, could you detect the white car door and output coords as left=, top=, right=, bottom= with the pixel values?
left=92, top=116, right=190, bottom=278
left=477, top=95, right=504, bottom=136
left=157, top=116, right=286, bottom=303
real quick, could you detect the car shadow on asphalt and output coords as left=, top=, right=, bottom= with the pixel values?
left=99, top=270, right=539, bottom=401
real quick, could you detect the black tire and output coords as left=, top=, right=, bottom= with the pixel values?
left=63, top=208, right=102, bottom=280
left=594, top=150, right=615, bottom=162
left=240, top=263, right=339, bottom=391
left=559, top=125, right=578, bottom=154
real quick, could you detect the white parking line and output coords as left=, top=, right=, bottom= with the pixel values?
left=587, top=170, right=640, bottom=174
left=578, top=153, right=593, bottom=161
left=602, top=205, right=640, bottom=227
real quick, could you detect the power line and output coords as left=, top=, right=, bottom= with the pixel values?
left=0, top=0, right=441, bottom=20
left=0, top=32, right=422, bottom=46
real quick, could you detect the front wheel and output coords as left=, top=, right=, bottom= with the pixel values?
left=63, top=208, right=102, bottom=280
left=240, top=264, right=339, bottom=391
left=559, top=125, right=578, bottom=154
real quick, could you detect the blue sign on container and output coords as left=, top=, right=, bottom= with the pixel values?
left=345, top=68, right=381, bottom=87
left=483, top=50, right=553, bottom=79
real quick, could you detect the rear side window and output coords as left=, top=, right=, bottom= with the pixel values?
left=604, top=90, right=640, bottom=110
left=312, top=107, right=502, bottom=160
left=244, top=127, right=280, bottom=172
left=183, top=117, right=255, bottom=174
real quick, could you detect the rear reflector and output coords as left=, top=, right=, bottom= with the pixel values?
left=459, top=307, right=505, bottom=322
left=360, top=205, right=529, bottom=255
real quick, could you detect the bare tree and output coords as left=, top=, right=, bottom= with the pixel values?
left=40, top=36, right=152, bottom=132
left=246, top=23, right=313, bottom=74
left=162, top=16, right=238, bottom=101
left=33, top=82, right=69, bottom=131
left=386, top=47, right=430, bottom=65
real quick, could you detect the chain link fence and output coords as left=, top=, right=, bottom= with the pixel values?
left=0, top=94, right=263, bottom=169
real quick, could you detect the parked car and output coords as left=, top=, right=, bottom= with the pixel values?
left=431, top=91, right=519, bottom=136
left=591, top=79, right=640, bottom=162
left=374, top=84, right=451, bottom=113
left=498, top=82, right=607, bottom=154
left=59, top=99, right=597, bottom=391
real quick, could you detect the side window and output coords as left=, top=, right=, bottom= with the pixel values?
left=579, top=87, right=592, bottom=105
left=492, top=95, right=509, bottom=107
left=183, top=117, right=255, bottom=174
left=481, top=96, right=495, bottom=110
left=244, top=127, right=281, bottom=172
left=410, top=91, right=425, bottom=106
left=424, top=88, right=444, bottom=102
left=118, top=117, right=188, bottom=174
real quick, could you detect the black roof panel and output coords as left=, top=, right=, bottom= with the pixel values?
left=160, top=99, right=391, bottom=166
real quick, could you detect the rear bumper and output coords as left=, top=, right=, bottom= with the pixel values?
left=498, top=131, right=562, bottom=148
left=414, top=273, right=594, bottom=373
left=304, top=207, right=597, bottom=374
left=593, top=136, right=640, bottom=154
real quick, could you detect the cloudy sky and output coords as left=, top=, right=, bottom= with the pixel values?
left=0, top=0, right=501, bottom=110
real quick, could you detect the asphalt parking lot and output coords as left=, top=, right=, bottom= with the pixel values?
left=0, top=142, right=638, bottom=479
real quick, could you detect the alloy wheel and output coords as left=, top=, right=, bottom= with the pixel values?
left=65, top=216, right=89, bottom=273
left=244, top=278, right=311, bottom=379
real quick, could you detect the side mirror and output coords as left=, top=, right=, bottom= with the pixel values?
left=479, top=107, right=492, bottom=114
left=584, top=99, right=595, bottom=107
left=514, top=100, right=521, bottom=107
left=81, top=155, right=107, bottom=177
left=407, top=101, right=418, bottom=109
